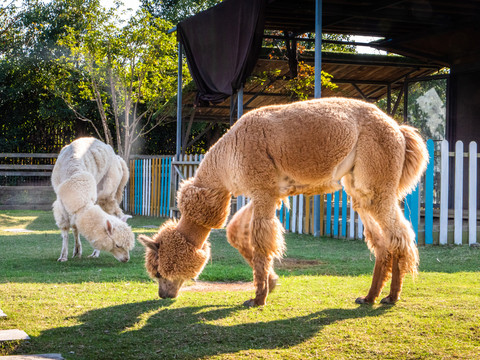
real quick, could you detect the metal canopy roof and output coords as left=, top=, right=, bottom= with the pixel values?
left=174, top=0, right=479, bottom=150
left=182, top=50, right=442, bottom=124
left=264, top=0, right=480, bottom=66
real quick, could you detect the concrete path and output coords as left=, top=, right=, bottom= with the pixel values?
left=0, top=355, right=64, bottom=359
left=0, top=327, right=64, bottom=359
left=0, top=330, right=30, bottom=342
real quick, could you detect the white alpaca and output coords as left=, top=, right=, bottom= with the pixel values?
left=52, top=137, right=135, bottom=262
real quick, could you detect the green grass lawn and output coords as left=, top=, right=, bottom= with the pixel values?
left=1, top=210, right=480, bottom=359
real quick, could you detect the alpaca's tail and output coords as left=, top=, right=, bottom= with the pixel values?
left=397, top=125, right=429, bottom=199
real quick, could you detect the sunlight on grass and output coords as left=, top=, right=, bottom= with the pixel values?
left=120, top=308, right=160, bottom=334
left=0, top=229, right=61, bottom=237
left=0, top=213, right=39, bottom=229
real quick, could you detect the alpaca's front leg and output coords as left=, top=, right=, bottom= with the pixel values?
left=244, top=204, right=285, bottom=307
left=243, top=253, right=274, bottom=307
left=227, top=203, right=279, bottom=298
left=88, top=249, right=101, bottom=258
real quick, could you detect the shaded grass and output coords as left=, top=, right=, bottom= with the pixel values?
left=1, top=210, right=480, bottom=359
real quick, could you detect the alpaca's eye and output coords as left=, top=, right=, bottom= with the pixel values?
left=115, top=244, right=121, bottom=248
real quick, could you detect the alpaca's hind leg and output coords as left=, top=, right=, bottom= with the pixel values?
left=243, top=196, right=284, bottom=307
left=377, top=206, right=418, bottom=304
left=53, top=199, right=71, bottom=262
left=71, top=225, right=82, bottom=258
left=354, top=209, right=393, bottom=304
left=343, top=175, right=393, bottom=304
left=57, top=228, right=70, bottom=262
left=360, top=203, right=418, bottom=304
left=226, top=203, right=279, bottom=293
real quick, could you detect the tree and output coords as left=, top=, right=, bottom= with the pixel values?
left=0, top=0, right=19, bottom=54
left=141, top=0, right=221, bottom=24
left=0, top=0, right=100, bottom=153
left=57, top=5, right=182, bottom=160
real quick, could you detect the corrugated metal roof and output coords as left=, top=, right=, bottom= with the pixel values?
left=182, top=50, right=442, bottom=123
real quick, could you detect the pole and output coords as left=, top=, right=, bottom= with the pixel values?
left=236, top=84, right=244, bottom=212
left=176, top=42, right=183, bottom=156
left=237, top=84, right=244, bottom=119
left=313, top=0, right=322, bottom=236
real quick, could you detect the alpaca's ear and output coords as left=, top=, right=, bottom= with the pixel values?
left=138, top=235, right=159, bottom=252
left=105, top=219, right=114, bottom=236
left=121, top=214, right=132, bottom=223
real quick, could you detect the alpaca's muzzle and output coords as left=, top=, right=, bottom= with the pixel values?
left=158, top=278, right=184, bottom=299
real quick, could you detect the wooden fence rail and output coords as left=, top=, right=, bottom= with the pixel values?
left=0, top=153, right=58, bottom=210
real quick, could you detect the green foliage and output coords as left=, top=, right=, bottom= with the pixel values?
left=0, top=0, right=100, bottom=153
left=376, top=75, right=448, bottom=140
left=406, top=77, right=447, bottom=140
left=322, top=33, right=356, bottom=53
left=250, top=63, right=338, bottom=101
left=0, top=0, right=184, bottom=156
left=141, top=0, right=222, bottom=24
left=0, top=0, right=20, bottom=55
left=285, top=62, right=338, bottom=100
left=56, top=5, right=182, bottom=159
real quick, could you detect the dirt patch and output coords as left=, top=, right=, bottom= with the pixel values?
left=181, top=258, right=323, bottom=293
left=183, top=281, right=254, bottom=293
left=274, top=258, right=324, bottom=270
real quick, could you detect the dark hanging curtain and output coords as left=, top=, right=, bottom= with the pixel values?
left=177, top=0, right=268, bottom=105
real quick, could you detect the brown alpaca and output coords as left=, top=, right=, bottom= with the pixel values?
left=139, top=97, right=428, bottom=307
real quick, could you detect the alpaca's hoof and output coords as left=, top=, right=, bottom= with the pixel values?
left=57, top=257, right=67, bottom=262
left=88, top=250, right=100, bottom=258
left=268, top=275, right=279, bottom=292
left=380, top=296, right=398, bottom=305
left=243, top=299, right=259, bottom=308
left=355, top=296, right=374, bottom=305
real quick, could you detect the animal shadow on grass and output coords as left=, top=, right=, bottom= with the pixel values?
left=17, top=300, right=390, bottom=359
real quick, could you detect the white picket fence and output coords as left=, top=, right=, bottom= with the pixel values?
left=436, top=140, right=478, bottom=245
left=126, top=139, right=479, bottom=246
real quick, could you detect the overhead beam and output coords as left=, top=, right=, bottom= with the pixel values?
left=351, top=83, right=369, bottom=101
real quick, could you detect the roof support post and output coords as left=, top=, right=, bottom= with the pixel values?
left=314, top=0, right=322, bottom=99
left=387, top=84, right=392, bottom=114
left=237, top=84, right=244, bottom=119
left=236, top=84, right=244, bottom=212
left=313, top=0, right=323, bottom=237
left=176, top=42, right=183, bottom=156
left=403, top=79, right=409, bottom=124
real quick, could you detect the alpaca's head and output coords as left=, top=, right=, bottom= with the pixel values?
left=101, top=216, right=135, bottom=262
left=138, top=220, right=211, bottom=299
left=76, top=206, right=135, bottom=262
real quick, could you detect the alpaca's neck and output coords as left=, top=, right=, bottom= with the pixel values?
left=194, top=151, right=229, bottom=191
left=176, top=216, right=211, bottom=248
